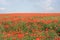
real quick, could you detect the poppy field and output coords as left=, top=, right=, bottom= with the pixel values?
left=0, top=13, right=60, bottom=40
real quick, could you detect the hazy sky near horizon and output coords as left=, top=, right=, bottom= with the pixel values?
left=0, top=0, right=60, bottom=13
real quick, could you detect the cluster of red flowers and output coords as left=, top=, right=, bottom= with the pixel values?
left=0, top=15, right=60, bottom=40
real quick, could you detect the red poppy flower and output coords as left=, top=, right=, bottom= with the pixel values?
left=46, top=20, right=52, bottom=24
left=45, top=28, right=49, bottom=31
left=53, top=19, right=58, bottom=23
left=7, top=33, right=11, bottom=37
left=41, top=20, right=46, bottom=24
left=11, top=32, right=16, bottom=36
left=55, top=37, right=60, bottom=40
left=36, top=37, right=40, bottom=40
left=33, top=19, right=37, bottom=22
left=21, top=18, right=26, bottom=21
left=17, top=33, right=24, bottom=38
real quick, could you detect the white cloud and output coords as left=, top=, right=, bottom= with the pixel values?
left=46, top=7, right=54, bottom=10
left=40, top=0, right=54, bottom=11
left=0, top=8, right=6, bottom=10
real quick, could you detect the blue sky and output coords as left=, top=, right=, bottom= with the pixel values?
left=0, top=0, right=60, bottom=13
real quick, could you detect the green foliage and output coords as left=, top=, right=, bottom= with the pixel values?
left=0, top=16, right=60, bottom=40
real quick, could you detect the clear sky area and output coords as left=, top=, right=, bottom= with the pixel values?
left=0, top=0, right=60, bottom=13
